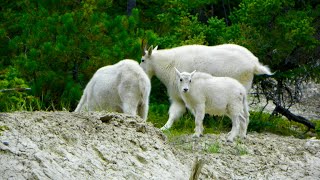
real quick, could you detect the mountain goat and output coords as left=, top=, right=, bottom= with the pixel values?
left=75, top=59, right=151, bottom=121
left=175, top=68, right=249, bottom=142
left=140, top=44, right=271, bottom=130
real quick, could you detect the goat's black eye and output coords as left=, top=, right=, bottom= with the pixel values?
left=189, top=80, right=192, bottom=83
left=141, top=59, right=145, bottom=63
left=180, top=79, right=182, bottom=82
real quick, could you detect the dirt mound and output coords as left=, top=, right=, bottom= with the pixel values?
left=0, top=111, right=187, bottom=179
left=171, top=133, right=320, bottom=179
left=1, top=111, right=320, bottom=179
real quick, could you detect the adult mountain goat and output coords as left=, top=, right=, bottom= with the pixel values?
left=140, top=44, right=272, bottom=130
left=75, top=59, right=151, bottom=121
left=175, top=68, right=249, bottom=142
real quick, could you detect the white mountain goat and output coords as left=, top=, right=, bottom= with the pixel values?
left=140, top=44, right=272, bottom=130
left=75, top=59, right=151, bottom=121
left=175, top=68, right=249, bottom=142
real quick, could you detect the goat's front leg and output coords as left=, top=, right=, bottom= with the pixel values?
left=193, top=104, right=205, bottom=138
left=161, top=100, right=186, bottom=130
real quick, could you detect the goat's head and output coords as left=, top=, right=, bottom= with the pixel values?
left=175, top=67, right=196, bottom=93
left=140, top=45, right=158, bottom=78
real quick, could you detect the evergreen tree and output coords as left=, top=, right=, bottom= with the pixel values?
left=0, top=0, right=155, bottom=110
left=0, top=0, right=319, bottom=112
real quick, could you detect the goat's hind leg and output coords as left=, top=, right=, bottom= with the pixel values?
left=138, top=103, right=148, bottom=121
left=239, top=113, right=248, bottom=139
left=122, top=97, right=139, bottom=116
left=227, top=114, right=240, bottom=142
left=239, top=100, right=250, bottom=139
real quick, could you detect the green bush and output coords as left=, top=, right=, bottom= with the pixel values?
left=0, top=67, right=40, bottom=111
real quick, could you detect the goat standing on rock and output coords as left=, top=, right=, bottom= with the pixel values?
left=175, top=68, right=249, bottom=142
left=75, top=59, right=151, bottom=121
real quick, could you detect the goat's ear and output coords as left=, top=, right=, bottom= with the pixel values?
left=190, top=70, right=196, bottom=78
left=148, top=45, right=153, bottom=56
left=174, top=67, right=181, bottom=77
left=154, top=45, right=158, bottom=51
left=142, top=45, right=147, bottom=56
left=141, top=39, right=147, bottom=56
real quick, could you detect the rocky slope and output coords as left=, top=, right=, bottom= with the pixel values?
left=1, top=111, right=320, bottom=180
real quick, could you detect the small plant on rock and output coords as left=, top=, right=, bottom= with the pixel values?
left=206, top=142, right=221, bottom=154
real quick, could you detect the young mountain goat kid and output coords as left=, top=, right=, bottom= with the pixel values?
left=175, top=68, right=249, bottom=142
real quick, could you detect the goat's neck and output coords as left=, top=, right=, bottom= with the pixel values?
left=152, top=51, right=177, bottom=88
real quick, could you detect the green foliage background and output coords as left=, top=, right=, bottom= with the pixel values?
left=1, top=0, right=319, bottom=113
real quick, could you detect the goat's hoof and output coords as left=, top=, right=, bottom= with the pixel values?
left=160, top=126, right=169, bottom=131
left=226, top=138, right=234, bottom=143
left=192, top=133, right=202, bottom=138
left=241, top=135, right=247, bottom=139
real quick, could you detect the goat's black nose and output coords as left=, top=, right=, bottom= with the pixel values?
left=183, top=88, right=188, bottom=92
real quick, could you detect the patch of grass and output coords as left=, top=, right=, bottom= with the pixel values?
left=148, top=103, right=169, bottom=128
left=148, top=103, right=314, bottom=139
left=206, top=142, right=221, bottom=154
left=248, top=111, right=309, bottom=137
left=235, top=139, right=248, bottom=156
left=203, top=115, right=232, bottom=134
left=312, top=120, right=320, bottom=139
left=171, top=112, right=195, bottom=132
left=148, top=103, right=233, bottom=136
left=0, top=125, right=9, bottom=136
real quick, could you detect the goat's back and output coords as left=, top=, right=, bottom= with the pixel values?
left=75, top=59, right=150, bottom=112
left=183, top=72, right=246, bottom=115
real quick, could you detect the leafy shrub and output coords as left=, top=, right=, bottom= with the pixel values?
left=0, top=67, right=40, bottom=111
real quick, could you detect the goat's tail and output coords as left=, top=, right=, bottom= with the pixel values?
left=254, top=57, right=273, bottom=75
left=243, top=93, right=249, bottom=118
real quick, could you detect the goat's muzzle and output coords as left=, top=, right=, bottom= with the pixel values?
left=183, top=88, right=189, bottom=93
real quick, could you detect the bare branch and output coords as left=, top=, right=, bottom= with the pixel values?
left=0, top=88, right=31, bottom=93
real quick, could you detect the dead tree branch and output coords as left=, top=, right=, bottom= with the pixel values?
left=273, top=105, right=315, bottom=129
left=0, top=88, right=31, bottom=93
left=253, top=74, right=315, bottom=130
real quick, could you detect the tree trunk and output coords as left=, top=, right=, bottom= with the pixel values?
left=127, top=0, right=136, bottom=16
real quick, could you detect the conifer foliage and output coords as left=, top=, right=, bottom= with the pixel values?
left=0, top=0, right=319, bottom=111
left=1, top=0, right=151, bottom=110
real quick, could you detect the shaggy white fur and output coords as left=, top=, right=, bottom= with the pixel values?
left=140, top=44, right=271, bottom=130
left=175, top=69, right=249, bottom=142
left=75, top=59, right=151, bottom=121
